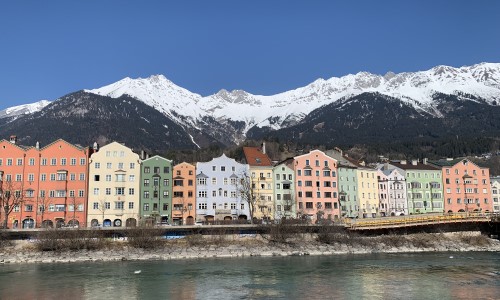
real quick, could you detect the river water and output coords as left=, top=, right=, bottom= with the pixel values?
left=0, top=252, right=499, bottom=299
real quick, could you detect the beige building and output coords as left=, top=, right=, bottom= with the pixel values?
left=87, top=142, right=141, bottom=227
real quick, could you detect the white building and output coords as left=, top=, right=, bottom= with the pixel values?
left=196, top=154, right=250, bottom=222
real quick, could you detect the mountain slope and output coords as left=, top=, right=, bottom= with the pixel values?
left=0, top=92, right=204, bottom=151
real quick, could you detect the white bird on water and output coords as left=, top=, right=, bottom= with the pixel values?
left=134, top=270, right=142, bottom=274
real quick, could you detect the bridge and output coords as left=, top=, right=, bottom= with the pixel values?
left=343, top=213, right=500, bottom=237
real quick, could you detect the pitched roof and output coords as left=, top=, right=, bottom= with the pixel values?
left=242, top=147, right=272, bottom=167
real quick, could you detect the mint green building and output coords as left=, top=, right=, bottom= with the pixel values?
left=140, top=155, right=173, bottom=224
left=338, top=165, right=359, bottom=218
left=273, top=159, right=296, bottom=220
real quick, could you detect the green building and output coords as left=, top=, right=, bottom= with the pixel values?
left=273, top=158, right=296, bottom=220
left=140, top=155, right=173, bottom=225
left=338, top=164, right=359, bottom=218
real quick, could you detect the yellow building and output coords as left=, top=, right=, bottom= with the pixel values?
left=356, top=167, right=379, bottom=218
left=87, top=142, right=141, bottom=227
left=243, top=146, right=274, bottom=221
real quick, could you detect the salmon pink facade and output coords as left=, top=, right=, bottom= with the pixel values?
left=432, top=158, right=492, bottom=213
left=294, top=150, right=339, bottom=222
left=0, top=137, right=90, bottom=228
left=173, top=162, right=196, bottom=225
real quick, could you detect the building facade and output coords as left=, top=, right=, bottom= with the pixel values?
left=243, top=146, right=274, bottom=221
left=491, top=177, right=500, bottom=213
left=0, top=137, right=90, bottom=228
left=356, top=167, right=379, bottom=218
left=431, top=158, right=492, bottom=213
left=294, top=150, right=339, bottom=222
left=172, top=162, right=196, bottom=224
left=87, top=142, right=141, bottom=227
left=377, top=168, right=408, bottom=216
left=196, top=154, right=250, bottom=222
left=338, top=165, right=358, bottom=219
left=273, top=159, right=296, bottom=220
left=139, top=155, right=173, bottom=225
left=389, top=160, right=444, bottom=214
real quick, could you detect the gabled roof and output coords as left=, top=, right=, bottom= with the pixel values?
left=243, top=147, right=272, bottom=167
left=196, top=171, right=209, bottom=178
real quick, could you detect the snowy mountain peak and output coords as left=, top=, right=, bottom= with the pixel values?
left=0, top=100, right=51, bottom=119
left=83, top=62, right=500, bottom=141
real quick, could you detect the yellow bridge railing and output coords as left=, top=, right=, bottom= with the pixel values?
left=345, top=212, right=493, bottom=230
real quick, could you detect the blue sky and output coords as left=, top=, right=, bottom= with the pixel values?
left=0, top=0, right=499, bottom=109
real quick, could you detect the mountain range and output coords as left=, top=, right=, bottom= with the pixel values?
left=1, top=62, right=499, bottom=153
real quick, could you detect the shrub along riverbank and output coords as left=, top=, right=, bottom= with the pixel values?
left=0, top=226, right=499, bottom=264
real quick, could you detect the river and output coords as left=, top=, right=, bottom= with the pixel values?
left=0, top=252, right=499, bottom=299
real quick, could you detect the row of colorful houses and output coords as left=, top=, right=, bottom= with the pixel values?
left=0, top=136, right=499, bottom=229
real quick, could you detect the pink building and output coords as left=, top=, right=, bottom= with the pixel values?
left=431, top=158, right=492, bottom=213
left=294, top=150, right=339, bottom=222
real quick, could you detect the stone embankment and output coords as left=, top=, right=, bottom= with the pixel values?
left=0, top=231, right=499, bottom=264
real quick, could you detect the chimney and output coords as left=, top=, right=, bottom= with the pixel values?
left=384, top=162, right=389, bottom=170
left=9, top=135, right=17, bottom=144
left=401, top=160, right=407, bottom=165
left=423, top=158, right=428, bottom=165
left=93, top=142, right=99, bottom=152
left=411, top=159, right=418, bottom=166
left=35, top=141, right=40, bottom=149
left=141, top=150, right=145, bottom=160
left=262, top=142, right=266, bottom=154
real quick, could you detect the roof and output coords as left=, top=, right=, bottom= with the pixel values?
left=390, top=161, right=439, bottom=171
left=242, top=147, right=272, bottom=167
left=429, top=158, right=488, bottom=169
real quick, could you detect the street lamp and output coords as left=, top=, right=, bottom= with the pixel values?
left=152, top=173, right=161, bottom=224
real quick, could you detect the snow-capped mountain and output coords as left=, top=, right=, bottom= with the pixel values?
left=0, top=100, right=51, bottom=119
left=86, top=62, right=500, bottom=141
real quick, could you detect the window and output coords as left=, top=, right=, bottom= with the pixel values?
left=79, top=190, right=84, bottom=197
left=198, top=203, right=207, bottom=209
left=118, top=163, right=124, bottom=169
left=304, top=170, right=312, bottom=176
left=305, top=191, right=313, bottom=198
left=129, top=188, right=134, bottom=195
left=70, top=158, right=77, bottom=165
left=197, top=178, right=207, bottom=185
left=80, top=158, right=86, bottom=165
left=144, top=179, right=150, bottom=186
left=129, top=175, right=135, bottom=182
left=93, top=202, right=99, bottom=210
left=306, top=202, right=313, bottom=209
left=107, top=163, right=112, bottom=169
left=79, top=173, right=85, bottom=181
left=129, top=202, right=134, bottom=209
left=144, top=191, right=150, bottom=198
left=60, top=158, right=67, bottom=166
left=106, top=175, right=111, bottom=182
left=28, top=158, right=35, bottom=166
left=115, top=202, right=124, bottom=210
left=198, top=191, right=207, bottom=198
left=94, top=188, right=99, bottom=195
left=143, top=203, right=150, bottom=211
left=212, top=178, right=217, bottom=185
left=105, top=188, right=111, bottom=195
left=115, top=187, right=125, bottom=195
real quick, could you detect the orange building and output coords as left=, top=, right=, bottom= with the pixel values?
left=0, top=136, right=91, bottom=228
left=172, top=162, right=196, bottom=225
left=294, top=150, right=339, bottom=222
left=431, top=158, right=492, bottom=213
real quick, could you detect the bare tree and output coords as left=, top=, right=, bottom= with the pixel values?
left=94, top=197, right=109, bottom=227
left=235, top=173, right=257, bottom=224
left=36, top=195, right=53, bottom=228
left=68, top=195, right=82, bottom=227
left=0, top=180, right=25, bottom=229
